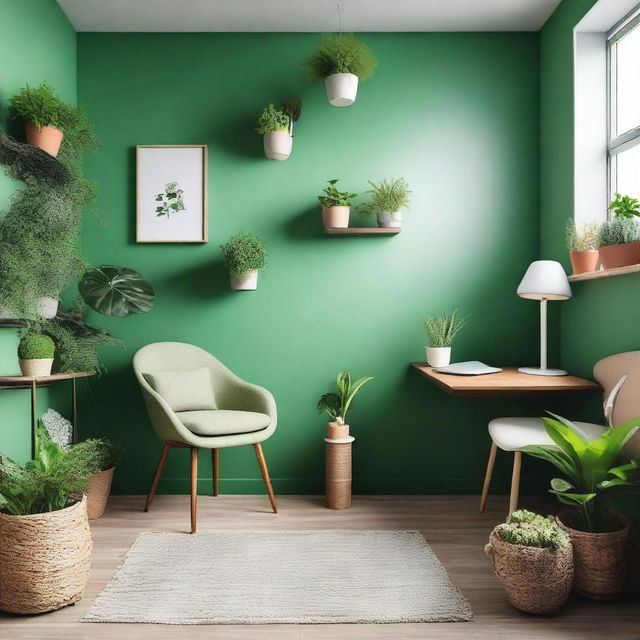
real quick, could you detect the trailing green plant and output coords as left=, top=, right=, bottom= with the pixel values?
left=498, top=510, right=570, bottom=549
left=305, top=34, right=377, bottom=81
left=220, top=232, right=267, bottom=276
left=598, top=217, right=640, bottom=246
left=317, top=179, right=358, bottom=208
left=565, top=219, right=599, bottom=252
left=255, top=104, right=290, bottom=134
left=9, top=83, right=67, bottom=131
left=524, top=414, right=640, bottom=533
left=358, top=178, right=411, bottom=216
left=424, top=310, right=466, bottom=347
left=608, top=193, right=640, bottom=219
left=317, top=370, right=373, bottom=425
left=18, top=334, right=54, bottom=359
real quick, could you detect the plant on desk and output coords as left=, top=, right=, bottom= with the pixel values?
left=17, top=333, right=55, bottom=377
left=423, top=309, right=466, bottom=368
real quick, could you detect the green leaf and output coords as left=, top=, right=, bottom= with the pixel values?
left=550, top=490, right=596, bottom=505
left=155, top=206, right=164, bottom=212
left=550, top=477, right=574, bottom=492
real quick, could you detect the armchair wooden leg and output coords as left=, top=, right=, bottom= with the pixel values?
left=190, top=447, right=198, bottom=533
left=212, top=448, right=219, bottom=497
left=509, top=451, right=522, bottom=516
left=144, top=443, right=171, bottom=512
left=480, top=442, right=498, bottom=513
left=254, top=443, right=278, bottom=514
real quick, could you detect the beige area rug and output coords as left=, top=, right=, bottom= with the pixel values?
left=82, top=529, right=473, bottom=624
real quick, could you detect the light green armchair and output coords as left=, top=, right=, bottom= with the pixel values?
left=133, top=342, right=278, bottom=533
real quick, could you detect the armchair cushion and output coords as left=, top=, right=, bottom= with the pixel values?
left=176, top=409, right=270, bottom=436
left=144, top=367, right=216, bottom=412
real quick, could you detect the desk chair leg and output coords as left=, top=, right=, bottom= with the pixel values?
left=254, top=443, right=278, bottom=514
left=509, top=451, right=522, bottom=515
left=145, top=443, right=170, bottom=512
left=480, top=442, right=498, bottom=513
left=212, top=448, right=219, bottom=497
left=190, top=447, right=198, bottom=533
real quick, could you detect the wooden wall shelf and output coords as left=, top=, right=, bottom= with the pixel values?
left=568, top=263, right=640, bottom=282
left=324, top=227, right=401, bottom=236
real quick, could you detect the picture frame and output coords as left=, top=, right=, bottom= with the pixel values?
left=136, top=145, right=208, bottom=243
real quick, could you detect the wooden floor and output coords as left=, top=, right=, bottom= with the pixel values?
left=1, top=495, right=638, bottom=639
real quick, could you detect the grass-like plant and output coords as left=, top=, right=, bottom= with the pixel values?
left=358, top=178, right=411, bottom=215
left=9, top=83, right=67, bottom=131
left=255, top=104, right=290, bottom=134
left=608, top=193, right=640, bottom=219
left=424, top=310, right=466, bottom=348
left=18, top=334, right=55, bottom=359
left=565, top=219, right=599, bottom=251
left=317, top=370, right=373, bottom=425
left=598, top=217, right=640, bottom=246
left=498, top=510, right=570, bottom=549
left=305, top=34, right=377, bottom=81
left=317, top=179, right=358, bottom=208
left=220, top=233, right=267, bottom=276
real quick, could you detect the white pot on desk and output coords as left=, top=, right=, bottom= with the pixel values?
left=426, top=347, right=451, bottom=368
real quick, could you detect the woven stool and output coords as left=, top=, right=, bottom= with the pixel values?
left=325, top=436, right=354, bottom=510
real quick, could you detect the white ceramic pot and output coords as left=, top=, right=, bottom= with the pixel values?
left=426, top=347, right=451, bottom=368
left=230, top=269, right=258, bottom=291
left=324, top=73, right=359, bottom=107
left=19, top=358, right=54, bottom=377
left=322, top=206, right=350, bottom=229
left=37, top=297, right=59, bottom=319
left=377, top=211, right=403, bottom=228
left=263, top=131, right=292, bottom=161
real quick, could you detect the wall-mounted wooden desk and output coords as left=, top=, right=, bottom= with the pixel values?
left=410, top=364, right=601, bottom=397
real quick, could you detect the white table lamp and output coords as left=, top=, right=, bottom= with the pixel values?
left=517, top=260, right=572, bottom=376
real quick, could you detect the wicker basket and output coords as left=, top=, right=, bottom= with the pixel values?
left=0, top=496, right=92, bottom=614
left=325, top=438, right=353, bottom=510
left=485, top=525, right=574, bottom=614
left=86, top=466, right=115, bottom=520
left=558, top=511, right=630, bottom=600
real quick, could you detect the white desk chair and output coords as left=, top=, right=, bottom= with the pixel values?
left=480, top=351, right=640, bottom=515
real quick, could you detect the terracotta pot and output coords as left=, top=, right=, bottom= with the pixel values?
left=25, top=121, right=64, bottom=157
left=86, top=466, right=115, bottom=520
left=569, top=250, right=599, bottom=274
left=230, top=269, right=258, bottom=291
left=263, top=131, right=292, bottom=161
left=426, top=347, right=451, bottom=368
left=324, top=72, right=359, bottom=107
left=485, top=526, right=573, bottom=614
left=558, top=511, right=630, bottom=600
left=322, top=206, right=350, bottom=229
left=377, top=211, right=403, bottom=228
left=598, top=242, right=640, bottom=269
left=327, top=421, right=349, bottom=440
left=19, top=358, right=53, bottom=377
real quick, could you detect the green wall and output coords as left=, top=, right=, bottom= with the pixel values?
left=76, top=32, right=545, bottom=495
left=0, top=0, right=76, bottom=462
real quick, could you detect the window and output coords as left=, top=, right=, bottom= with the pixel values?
left=607, top=6, right=640, bottom=204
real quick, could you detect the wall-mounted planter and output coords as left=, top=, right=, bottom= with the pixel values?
left=263, top=131, right=292, bottom=161
left=377, top=211, right=403, bottom=228
left=26, top=122, right=64, bottom=158
left=230, top=269, right=258, bottom=291
left=325, top=73, right=359, bottom=107
left=598, top=242, right=640, bottom=269
left=569, top=250, right=598, bottom=274
left=322, top=206, right=350, bottom=229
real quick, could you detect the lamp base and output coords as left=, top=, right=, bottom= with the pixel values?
left=518, top=366, right=569, bottom=377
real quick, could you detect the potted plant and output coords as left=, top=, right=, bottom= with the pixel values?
left=304, top=34, right=377, bottom=107
left=423, top=310, right=466, bottom=368
left=598, top=194, right=640, bottom=268
left=18, top=333, right=55, bottom=377
left=0, top=423, right=93, bottom=614
left=255, top=101, right=301, bottom=161
left=485, top=509, right=573, bottom=614
left=318, top=179, right=358, bottom=229
left=524, top=414, right=640, bottom=600
left=358, top=178, right=411, bottom=228
left=318, top=370, right=373, bottom=439
left=565, top=219, right=599, bottom=274
left=220, top=232, right=267, bottom=291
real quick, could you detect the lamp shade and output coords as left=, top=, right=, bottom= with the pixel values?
left=517, top=260, right=572, bottom=300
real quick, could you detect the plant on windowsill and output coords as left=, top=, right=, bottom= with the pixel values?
left=17, top=333, right=55, bottom=377
left=255, top=101, right=301, bottom=161
left=358, top=178, right=411, bottom=228
left=423, top=310, right=466, bottom=368
left=318, top=369, right=373, bottom=439
left=304, top=34, right=377, bottom=107
left=565, top=219, right=599, bottom=274
left=524, top=413, right=640, bottom=600
left=485, top=510, right=573, bottom=614
left=598, top=194, right=640, bottom=268
left=221, top=232, right=267, bottom=291
left=318, top=179, right=358, bottom=229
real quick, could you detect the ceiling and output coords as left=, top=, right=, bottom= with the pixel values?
left=56, top=0, right=563, bottom=32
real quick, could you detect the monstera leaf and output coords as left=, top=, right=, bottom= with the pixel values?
left=79, top=265, right=154, bottom=317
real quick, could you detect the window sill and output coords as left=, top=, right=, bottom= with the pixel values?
left=568, top=263, right=640, bottom=282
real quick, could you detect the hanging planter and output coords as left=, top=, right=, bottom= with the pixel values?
left=221, top=232, right=267, bottom=291
left=317, top=179, right=357, bottom=229
left=304, top=34, right=377, bottom=107
left=358, top=178, right=411, bottom=229
left=255, top=100, right=301, bottom=161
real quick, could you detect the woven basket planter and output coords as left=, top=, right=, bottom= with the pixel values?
left=86, top=466, right=115, bottom=520
left=325, top=438, right=353, bottom=510
left=558, top=511, right=630, bottom=600
left=0, top=496, right=92, bottom=614
left=485, top=525, right=573, bottom=614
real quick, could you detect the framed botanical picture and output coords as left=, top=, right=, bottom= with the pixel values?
left=136, top=145, right=208, bottom=243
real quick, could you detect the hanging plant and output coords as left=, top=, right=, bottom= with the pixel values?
left=255, top=99, right=301, bottom=161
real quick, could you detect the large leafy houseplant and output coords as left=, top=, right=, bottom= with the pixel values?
left=318, top=370, right=373, bottom=438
